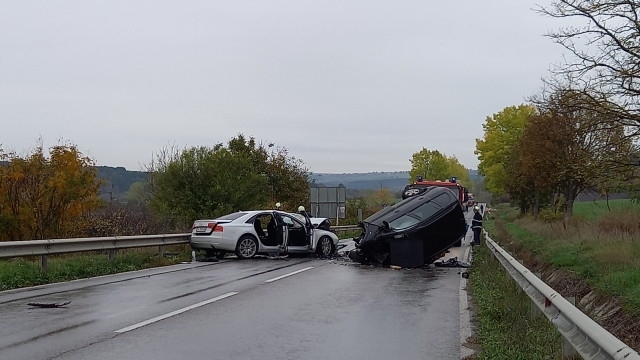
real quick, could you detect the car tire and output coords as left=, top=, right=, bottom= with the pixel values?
left=402, top=186, right=426, bottom=199
left=316, top=236, right=334, bottom=258
left=453, top=239, right=462, bottom=247
left=235, top=235, right=258, bottom=259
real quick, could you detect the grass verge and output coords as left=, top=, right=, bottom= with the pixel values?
left=0, top=245, right=191, bottom=291
left=468, top=240, right=562, bottom=360
left=497, top=199, right=640, bottom=316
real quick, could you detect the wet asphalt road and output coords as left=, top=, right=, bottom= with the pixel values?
left=0, top=211, right=478, bottom=360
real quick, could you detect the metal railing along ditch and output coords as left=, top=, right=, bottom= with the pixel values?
left=0, top=225, right=362, bottom=271
left=483, top=230, right=640, bottom=360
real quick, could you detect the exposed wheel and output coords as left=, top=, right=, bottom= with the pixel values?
left=235, top=235, right=258, bottom=259
left=316, top=236, right=334, bottom=258
left=402, top=186, right=426, bottom=199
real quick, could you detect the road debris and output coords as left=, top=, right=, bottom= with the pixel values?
left=434, top=257, right=471, bottom=268
left=27, top=301, right=71, bottom=308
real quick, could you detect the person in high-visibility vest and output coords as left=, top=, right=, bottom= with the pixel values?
left=472, top=206, right=483, bottom=245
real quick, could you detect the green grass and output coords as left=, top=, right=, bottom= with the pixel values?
left=0, top=246, right=191, bottom=291
left=469, top=243, right=562, bottom=360
left=492, top=199, right=640, bottom=316
left=572, top=198, right=640, bottom=221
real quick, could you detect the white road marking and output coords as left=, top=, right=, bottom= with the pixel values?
left=115, top=292, right=238, bottom=333
left=265, top=267, right=314, bottom=283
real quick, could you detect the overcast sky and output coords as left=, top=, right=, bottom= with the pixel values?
left=1, top=1, right=571, bottom=173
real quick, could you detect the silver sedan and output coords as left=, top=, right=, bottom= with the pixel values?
left=190, top=210, right=340, bottom=259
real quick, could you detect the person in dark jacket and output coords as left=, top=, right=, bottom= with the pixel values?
left=472, top=206, right=483, bottom=245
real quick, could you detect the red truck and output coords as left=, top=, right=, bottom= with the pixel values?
left=402, top=176, right=469, bottom=208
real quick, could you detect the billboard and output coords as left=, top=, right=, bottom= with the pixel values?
left=310, top=186, right=346, bottom=219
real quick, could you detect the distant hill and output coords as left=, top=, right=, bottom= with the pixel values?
left=94, top=167, right=481, bottom=201
left=310, top=171, right=410, bottom=191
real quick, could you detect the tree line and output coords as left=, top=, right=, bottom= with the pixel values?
left=1, top=131, right=479, bottom=241
left=474, top=0, right=640, bottom=222
left=0, top=135, right=310, bottom=241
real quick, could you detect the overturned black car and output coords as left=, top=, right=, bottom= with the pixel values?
left=349, top=186, right=466, bottom=267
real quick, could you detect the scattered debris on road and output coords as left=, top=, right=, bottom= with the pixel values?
left=27, top=301, right=71, bottom=308
left=434, top=257, right=471, bottom=268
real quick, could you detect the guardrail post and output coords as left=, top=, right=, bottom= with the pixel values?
left=40, top=255, right=48, bottom=272
left=158, top=245, right=164, bottom=258
left=108, top=249, right=116, bottom=261
left=531, top=272, right=542, bottom=319
left=562, top=296, right=578, bottom=359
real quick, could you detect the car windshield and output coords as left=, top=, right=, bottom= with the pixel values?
left=215, top=212, right=248, bottom=221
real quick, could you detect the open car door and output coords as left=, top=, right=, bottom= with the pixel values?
left=274, top=212, right=289, bottom=254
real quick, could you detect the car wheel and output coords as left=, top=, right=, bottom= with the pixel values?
left=316, top=236, right=334, bottom=258
left=235, top=236, right=258, bottom=259
left=402, top=187, right=423, bottom=199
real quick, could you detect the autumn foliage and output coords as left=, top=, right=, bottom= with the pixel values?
left=0, top=144, right=103, bottom=241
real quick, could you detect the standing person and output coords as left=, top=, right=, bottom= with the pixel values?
left=472, top=206, right=483, bottom=246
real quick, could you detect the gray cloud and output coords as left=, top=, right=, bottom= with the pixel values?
left=1, top=0, right=565, bottom=173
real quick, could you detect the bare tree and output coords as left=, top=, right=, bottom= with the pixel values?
left=538, top=1, right=640, bottom=137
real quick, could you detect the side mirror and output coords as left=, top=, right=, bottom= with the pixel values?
left=382, top=220, right=390, bottom=231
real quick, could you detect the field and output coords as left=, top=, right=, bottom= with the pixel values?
left=468, top=199, right=640, bottom=358
left=498, top=199, right=640, bottom=315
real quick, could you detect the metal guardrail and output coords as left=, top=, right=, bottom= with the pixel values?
left=331, top=225, right=361, bottom=232
left=484, top=230, right=640, bottom=360
left=0, top=233, right=191, bottom=258
left=0, top=226, right=361, bottom=260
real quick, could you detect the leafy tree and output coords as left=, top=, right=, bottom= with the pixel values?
left=507, top=113, right=561, bottom=216
left=409, top=149, right=449, bottom=182
left=511, top=90, right=634, bottom=221
left=408, top=149, right=472, bottom=193
left=344, top=196, right=373, bottom=224
left=125, top=181, right=147, bottom=205
left=365, top=187, right=395, bottom=212
left=145, top=135, right=310, bottom=229
left=0, top=142, right=103, bottom=240
left=446, top=155, right=472, bottom=190
left=264, top=146, right=310, bottom=211
left=475, top=104, right=537, bottom=196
